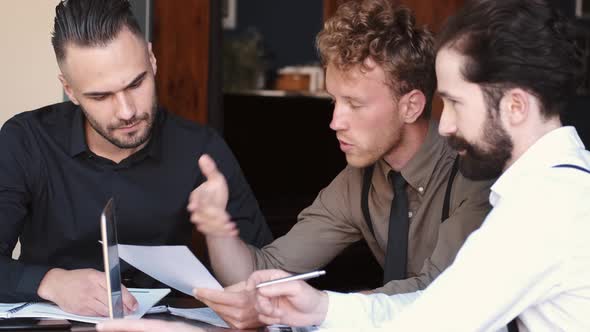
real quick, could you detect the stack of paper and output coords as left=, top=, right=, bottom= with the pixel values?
left=1, top=245, right=227, bottom=326
left=146, top=306, right=229, bottom=328
left=118, top=245, right=230, bottom=327
left=0, top=288, right=170, bottom=324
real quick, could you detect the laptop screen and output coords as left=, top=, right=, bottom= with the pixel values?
left=100, top=198, right=124, bottom=319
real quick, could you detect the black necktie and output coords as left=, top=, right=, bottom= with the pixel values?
left=383, top=171, right=410, bottom=283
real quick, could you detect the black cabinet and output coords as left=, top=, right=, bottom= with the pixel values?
left=223, top=92, right=382, bottom=291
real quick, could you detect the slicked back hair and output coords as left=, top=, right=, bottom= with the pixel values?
left=51, top=0, right=143, bottom=63
left=316, top=0, right=436, bottom=117
left=436, top=0, right=582, bottom=118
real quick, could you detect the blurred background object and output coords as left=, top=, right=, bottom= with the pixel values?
left=275, top=65, right=324, bottom=93
left=222, top=29, right=267, bottom=92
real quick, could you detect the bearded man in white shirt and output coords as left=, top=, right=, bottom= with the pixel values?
left=96, top=0, right=590, bottom=331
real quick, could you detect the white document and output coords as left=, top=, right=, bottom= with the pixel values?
left=266, top=326, right=319, bottom=332
left=0, top=288, right=170, bottom=324
left=168, top=307, right=229, bottom=328
left=118, top=244, right=222, bottom=295
left=146, top=305, right=229, bottom=328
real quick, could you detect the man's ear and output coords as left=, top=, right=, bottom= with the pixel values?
left=398, top=89, right=426, bottom=124
left=148, top=42, right=157, bottom=75
left=58, top=74, right=80, bottom=105
left=500, top=88, right=529, bottom=127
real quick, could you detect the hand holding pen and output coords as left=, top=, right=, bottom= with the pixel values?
left=247, top=269, right=329, bottom=327
left=256, top=270, right=326, bottom=288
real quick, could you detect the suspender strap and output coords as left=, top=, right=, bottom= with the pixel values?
left=361, top=164, right=376, bottom=237
left=507, top=320, right=519, bottom=332
left=553, top=164, right=590, bottom=174
left=441, top=156, right=460, bottom=223
left=506, top=163, right=589, bottom=332
left=362, top=156, right=460, bottom=237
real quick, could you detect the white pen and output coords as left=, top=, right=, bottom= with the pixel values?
left=256, top=270, right=326, bottom=289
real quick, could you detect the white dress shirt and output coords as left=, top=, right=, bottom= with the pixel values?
left=321, top=127, right=590, bottom=332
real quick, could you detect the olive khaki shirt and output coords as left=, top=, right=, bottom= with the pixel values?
left=247, top=122, right=493, bottom=294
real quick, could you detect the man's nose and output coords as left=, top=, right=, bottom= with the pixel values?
left=115, top=92, right=136, bottom=121
left=329, top=102, right=348, bottom=131
left=438, top=106, right=457, bottom=137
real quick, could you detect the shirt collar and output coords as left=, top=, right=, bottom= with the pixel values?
left=378, top=120, right=451, bottom=194
left=144, top=109, right=164, bottom=161
left=69, top=106, right=88, bottom=157
left=68, top=106, right=164, bottom=161
left=490, top=126, right=585, bottom=206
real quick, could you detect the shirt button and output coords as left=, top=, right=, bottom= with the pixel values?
left=418, top=187, right=424, bottom=193
left=408, top=211, right=414, bottom=218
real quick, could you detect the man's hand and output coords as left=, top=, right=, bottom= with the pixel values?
left=194, top=281, right=262, bottom=329
left=187, top=154, right=238, bottom=237
left=97, top=319, right=203, bottom=332
left=246, top=269, right=329, bottom=327
left=37, top=268, right=138, bottom=316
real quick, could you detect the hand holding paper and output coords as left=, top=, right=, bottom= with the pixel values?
left=194, top=281, right=260, bottom=329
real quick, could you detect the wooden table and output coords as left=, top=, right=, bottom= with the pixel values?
left=61, top=297, right=257, bottom=332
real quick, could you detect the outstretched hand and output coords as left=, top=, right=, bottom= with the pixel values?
left=187, top=154, right=238, bottom=237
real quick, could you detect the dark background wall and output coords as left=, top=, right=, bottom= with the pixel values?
left=129, top=0, right=151, bottom=40
left=550, top=0, right=575, bottom=16
left=223, top=0, right=323, bottom=71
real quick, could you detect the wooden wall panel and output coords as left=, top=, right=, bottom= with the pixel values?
left=398, top=0, right=464, bottom=32
left=152, top=0, right=211, bottom=263
left=397, top=0, right=465, bottom=117
left=152, top=0, right=210, bottom=124
left=323, top=0, right=344, bottom=21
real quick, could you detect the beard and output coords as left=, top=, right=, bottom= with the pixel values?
left=82, top=96, right=158, bottom=150
left=447, top=113, right=513, bottom=181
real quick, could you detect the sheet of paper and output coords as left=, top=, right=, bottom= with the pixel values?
left=266, top=326, right=319, bottom=332
left=0, top=303, right=26, bottom=318
left=168, top=307, right=229, bottom=328
left=0, top=288, right=169, bottom=324
left=118, top=244, right=222, bottom=295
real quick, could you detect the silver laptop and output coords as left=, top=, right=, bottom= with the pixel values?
left=100, top=198, right=125, bottom=319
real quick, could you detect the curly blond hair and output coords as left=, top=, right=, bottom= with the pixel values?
left=317, top=0, right=436, bottom=115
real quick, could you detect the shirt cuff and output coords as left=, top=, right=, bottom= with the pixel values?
left=321, top=290, right=423, bottom=329
left=16, top=264, right=52, bottom=301
left=322, top=291, right=366, bottom=328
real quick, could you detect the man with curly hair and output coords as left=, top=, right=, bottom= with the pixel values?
left=97, top=3, right=483, bottom=325
left=184, top=0, right=493, bottom=329
left=234, top=0, right=589, bottom=331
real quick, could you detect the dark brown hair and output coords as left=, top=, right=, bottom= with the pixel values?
left=436, top=0, right=582, bottom=118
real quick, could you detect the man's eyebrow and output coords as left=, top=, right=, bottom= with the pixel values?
left=343, top=95, right=364, bottom=103
left=82, top=71, right=147, bottom=97
left=124, top=71, right=147, bottom=89
left=437, top=90, right=460, bottom=101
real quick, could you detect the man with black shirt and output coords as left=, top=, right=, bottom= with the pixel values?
left=0, top=0, right=272, bottom=316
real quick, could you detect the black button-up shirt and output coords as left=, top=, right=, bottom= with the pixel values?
left=0, top=102, right=273, bottom=302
